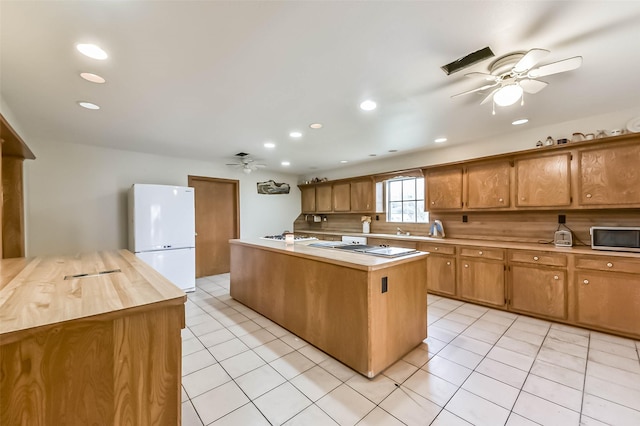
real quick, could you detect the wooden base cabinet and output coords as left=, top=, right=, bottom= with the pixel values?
left=459, top=246, right=506, bottom=307
left=575, top=255, right=640, bottom=337
left=419, top=243, right=456, bottom=296
left=509, top=265, right=567, bottom=320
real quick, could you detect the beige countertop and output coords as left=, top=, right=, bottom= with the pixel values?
left=0, top=250, right=186, bottom=343
left=298, top=231, right=640, bottom=259
left=230, top=238, right=429, bottom=271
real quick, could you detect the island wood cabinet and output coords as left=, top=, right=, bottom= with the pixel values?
left=574, top=254, right=640, bottom=336
left=515, top=153, right=571, bottom=207
left=419, top=242, right=456, bottom=296
left=466, top=161, right=511, bottom=209
left=507, top=250, right=568, bottom=320
left=458, top=247, right=506, bottom=307
left=578, top=141, right=640, bottom=207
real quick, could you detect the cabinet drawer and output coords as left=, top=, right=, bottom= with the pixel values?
left=460, top=247, right=505, bottom=261
left=575, top=255, right=640, bottom=274
left=418, top=243, right=455, bottom=255
left=509, top=250, right=567, bottom=267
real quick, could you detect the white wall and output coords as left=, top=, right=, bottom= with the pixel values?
left=22, top=138, right=300, bottom=256
left=311, top=107, right=640, bottom=181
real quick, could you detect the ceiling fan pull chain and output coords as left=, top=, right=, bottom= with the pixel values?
left=521, top=91, right=525, bottom=106
left=492, top=99, right=496, bottom=115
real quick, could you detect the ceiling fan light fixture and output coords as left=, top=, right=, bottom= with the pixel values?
left=493, top=84, right=523, bottom=107
left=242, top=167, right=252, bottom=174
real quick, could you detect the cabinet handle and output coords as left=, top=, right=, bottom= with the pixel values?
left=446, top=261, right=451, bottom=266
left=434, top=247, right=439, bottom=251
left=586, top=193, right=592, bottom=198
left=464, top=264, right=469, bottom=268
left=431, top=201, right=435, bottom=205
left=498, top=198, right=504, bottom=202
left=478, top=251, right=483, bottom=255
left=583, top=279, right=589, bottom=285
left=533, top=256, right=539, bottom=261
left=554, top=275, right=559, bottom=280
left=520, top=197, right=526, bottom=201
left=606, top=262, right=613, bottom=268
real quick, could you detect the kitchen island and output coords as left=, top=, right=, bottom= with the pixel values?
left=0, top=250, right=186, bottom=426
left=229, top=239, right=429, bottom=377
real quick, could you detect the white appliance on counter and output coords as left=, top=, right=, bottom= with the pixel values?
left=128, top=184, right=196, bottom=292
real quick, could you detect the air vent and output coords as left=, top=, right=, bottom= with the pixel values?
left=235, top=152, right=249, bottom=157
left=441, top=46, right=495, bottom=75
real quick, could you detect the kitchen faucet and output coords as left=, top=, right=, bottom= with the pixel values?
left=396, top=227, right=410, bottom=236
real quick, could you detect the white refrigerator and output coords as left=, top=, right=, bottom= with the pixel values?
left=128, top=184, right=196, bottom=292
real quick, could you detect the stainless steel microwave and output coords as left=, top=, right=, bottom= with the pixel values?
left=590, top=226, right=640, bottom=253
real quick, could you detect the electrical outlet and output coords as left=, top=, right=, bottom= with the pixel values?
left=558, top=214, right=566, bottom=224
left=381, top=277, right=388, bottom=293
left=462, top=215, right=468, bottom=223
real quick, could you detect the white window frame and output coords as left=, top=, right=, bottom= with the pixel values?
left=385, top=177, right=429, bottom=224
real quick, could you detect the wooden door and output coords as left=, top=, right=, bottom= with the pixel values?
left=332, top=182, right=351, bottom=212
left=515, top=154, right=571, bottom=207
left=188, top=176, right=239, bottom=277
left=426, top=168, right=463, bottom=210
left=466, top=161, right=510, bottom=209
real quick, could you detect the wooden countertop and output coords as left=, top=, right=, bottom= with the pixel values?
left=0, top=250, right=186, bottom=344
left=230, top=238, right=429, bottom=271
left=301, top=231, right=640, bottom=259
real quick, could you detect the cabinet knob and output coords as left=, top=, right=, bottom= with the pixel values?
left=478, top=251, right=483, bottom=255
left=446, top=261, right=451, bottom=266
left=533, top=256, right=539, bottom=261
left=464, top=264, right=469, bottom=268
left=499, top=198, right=504, bottom=202
left=586, top=193, right=592, bottom=198
left=606, top=262, right=613, bottom=268
left=434, top=247, right=439, bottom=250
left=520, top=197, right=526, bottom=201
left=431, top=201, right=435, bottom=205
left=583, top=279, right=589, bottom=285
left=554, top=275, right=559, bottom=280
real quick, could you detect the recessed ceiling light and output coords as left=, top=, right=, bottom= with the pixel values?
left=77, top=101, right=100, bottom=110
left=80, top=72, right=106, bottom=83
left=340, top=160, right=348, bottom=164
left=360, top=100, right=377, bottom=111
left=76, top=43, right=108, bottom=60
left=264, top=142, right=276, bottom=148
left=512, top=118, right=529, bottom=126
left=289, top=131, right=302, bottom=138
left=309, top=123, right=323, bottom=129
left=434, top=137, right=447, bottom=143
left=281, top=161, right=290, bottom=166
left=369, top=154, right=377, bottom=157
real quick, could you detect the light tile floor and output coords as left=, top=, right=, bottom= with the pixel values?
left=181, top=274, right=640, bottom=426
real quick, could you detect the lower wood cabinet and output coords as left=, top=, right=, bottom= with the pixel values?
left=419, top=243, right=456, bottom=296
left=508, top=250, right=568, bottom=320
left=574, top=255, right=640, bottom=337
left=459, top=247, right=506, bottom=307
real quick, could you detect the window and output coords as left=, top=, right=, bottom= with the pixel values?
left=386, top=177, right=429, bottom=223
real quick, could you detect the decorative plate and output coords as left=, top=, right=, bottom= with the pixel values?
left=626, top=116, right=640, bottom=133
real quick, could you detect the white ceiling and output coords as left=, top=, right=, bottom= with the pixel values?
left=2, top=1, right=640, bottom=175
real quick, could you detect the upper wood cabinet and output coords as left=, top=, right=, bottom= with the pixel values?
left=425, top=168, right=463, bottom=210
left=515, top=153, right=571, bottom=207
left=315, top=184, right=333, bottom=212
left=578, top=142, right=640, bottom=207
left=332, top=182, right=351, bottom=212
left=466, top=161, right=511, bottom=209
left=300, top=186, right=316, bottom=213
left=350, top=178, right=374, bottom=212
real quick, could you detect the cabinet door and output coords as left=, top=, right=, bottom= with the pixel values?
left=466, top=161, right=511, bottom=209
left=316, top=185, right=332, bottom=212
left=332, top=182, right=351, bottom=212
left=515, top=154, right=571, bottom=207
left=510, top=265, right=567, bottom=320
left=578, top=143, right=640, bottom=206
left=426, top=168, right=463, bottom=210
left=301, top=186, right=316, bottom=213
left=576, top=271, right=640, bottom=337
left=350, top=179, right=374, bottom=212
left=459, top=259, right=505, bottom=307
left=427, top=255, right=456, bottom=296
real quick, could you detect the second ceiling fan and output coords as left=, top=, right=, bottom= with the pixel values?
left=452, top=48, right=583, bottom=110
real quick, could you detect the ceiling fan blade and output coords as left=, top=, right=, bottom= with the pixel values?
left=480, top=87, right=501, bottom=105
left=451, top=82, right=499, bottom=98
left=464, top=72, right=499, bottom=82
left=528, top=56, right=583, bottom=78
left=225, top=163, right=241, bottom=166
left=519, top=79, right=548, bottom=94
left=513, top=48, right=550, bottom=73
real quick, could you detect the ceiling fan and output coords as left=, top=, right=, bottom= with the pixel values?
left=451, top=48, right=583, bottom=111
left=225, top=152, right=266, bottom=174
